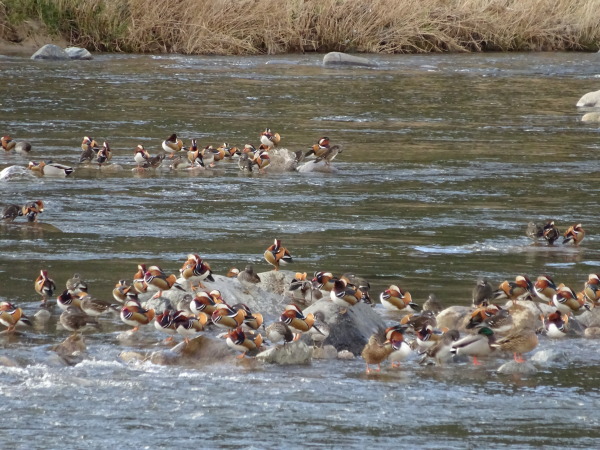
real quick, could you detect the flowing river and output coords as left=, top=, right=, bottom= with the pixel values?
left=1, top=51, right=600, bottom=448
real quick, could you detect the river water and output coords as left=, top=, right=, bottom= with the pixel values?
left=1, top=52, right=600, bottom=448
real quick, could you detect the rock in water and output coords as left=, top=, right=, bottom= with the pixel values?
left=52, top=333, right=87, bottom=365
left=65, top=47, right=93, bottom=60
left=322, top=52, right=376, bottom=67
left=497, top=360, right=537, bottom=375
left=256, top=341, right=312, bottom=365
left=31, top=44, right=70, bottom=60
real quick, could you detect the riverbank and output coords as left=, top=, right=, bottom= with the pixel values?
left=1, top=0, right=599, bottom=55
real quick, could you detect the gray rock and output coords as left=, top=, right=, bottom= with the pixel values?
left=143, top=294, right=174, bottom=313
left=582, top=112, right=600, bottom=123
left=576, top=308, right=600, bottom=328
left=584, top=326, right=600, bottom=338
left=337, top=350, right=355, bottom=359
left=65, top=46, right=93, bottom=60
left=576, top=89, right=600, bottom=107
left=435, top=305, right=473, bottom=331
left=496, top=360, right=537, bottom=375
left=303, top=299, right=386, bottom=355
left=31, top=44, right=70, bottom=60
left=51, top=333, right=87, bottom=365
left=322, top=51, right=376, bottom=67
left=119, top=351, right=148, bottom=363
left=531, top=349, right=567, bottom=364
left=312, top=345, right=338, bottom=360
left=256, top=340, right=312, bottom=365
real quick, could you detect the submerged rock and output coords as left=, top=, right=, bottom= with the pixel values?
left=52, top=333, right=87, bottom=365
left=303, top=299, right=386, bottom=355
left=496, top=360, right=537, bottom=375
left=31, top=44, right=70, bottom=60
left=322, top=52, right=376, bottom=67
left=256, top=340, right=312, bottom=365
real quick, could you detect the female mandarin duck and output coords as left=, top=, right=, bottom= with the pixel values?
left=563, top=223, right=585, bottom=245
left=534, top=275, right=558, bottom=303
left=65, top=273, right=88, bottom=296
left=80, top=296, right=119, bottom=317
left=493, top=275, right=534, bottom=301
left=190, top=291, right=221, bottom=316
left=226, top=326, right=263, bottom=358
left=472, top=278, right=493, bottom=307
left=162, top=133, right=184, bottom=157
left=35, top=270, right=56, bottom=306
left=491, top=328, right=538, bottom=363
left=211, top=303, right=246, bottom=330
left=96, top=142, right=112, bottom=167
left=420, top=329, right=460, bottom=366
left=552, top=284, right=588, bottom=315
left=79, top=136, right=99, bottom=163
left=59, top=306, right=99, bottom=333
left=120, top=300, right=155, bottom=332
left=379, top=284, right=420, bottom=313
left=260, top=128, right=280, bottom=149
left=265, top=321, right=294, bottom=346
left=361, top=331, right=393, bottom=374
left=542, top=310, right=569, bottom=338
left=264, top=239, right=293, bottom=271
left=451, top=327, right=496, bottom=365
left=385, top=325, right=412, bottom=368
left=307, top=311, right=330, bottom=348
left=27, top=160, right=74, bottom=177
left=2, top=204, right=23, bottom=221
left=279, top=304, right=320, bottom=340
left=179, top=254, right=214, bottom=289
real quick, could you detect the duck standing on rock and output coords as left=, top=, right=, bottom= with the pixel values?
left=279, top=304, right=321, bottom=340
left=264, top=239, right=293, bottom=271
left=472, top=279, right=493, bottom=306
left=361, top=330, right=393, bottom=374
left=379, top=284, right=420, bottom=313
left=35, top=270, right=56, bottom=307
left=265, top=321, right=294, bottom=346
left=260, top=128, right=280, bottom=149
left=491, top=328, right=538, bottom=363
left=162, top=133, right=185, bottom=158
left=79, top=136, right=99, bottom=163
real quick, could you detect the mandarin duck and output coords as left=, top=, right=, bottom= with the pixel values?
left=2, top=204, right=23, bottom=221
left=399, top=310, right=437, bottom=332
left=379, top=284, right=420, bottom=313
left=279, top=304, right=320, bottom=340
left=226, top=326, right=263, bottom=358
left=307, top=311, right=330, bottom=348
left=0, top=302, right=26, bottom=332
left=97, top=141, right=112, bottom=166
left=232, top=303, right=264, bottom=331
left=305, top=137, right=331, bottom=159
left=583, top=273, right=600, bottom=306
left=533, top=275, right=558, bottom=303
left=552, top=284, right=588, bottom=315
left=542, top=310, right=569, bottom=338
left=79, top=136, right=99, bottom=163
left=361, top=331, right=393, bottom=374
left=186, top=139, right=204, bottom=168
left=190, top=291, right=221, bottom=316
left=112, top=280, right=132, bottom=304
left=179, top=253, right=214, bottom=289
left=144, top=265, right=182, bottom=296
left=493, top=275, right=533, bottom=301
left=450, top=327, right=496, bottom=365
left=133, top=264, right=148, bottom=293
left=80, top=296, right=119, bottom=317
left=253, top=150, right=270, bottom=172
left=265, top=321, right=294, bottom=346
left=472, top=278, right=493, bottom=307
left=422, top=293, right=444, bottom=314
left=260, top=128, right=280, bottom=149
left=264, top=239, right=293, bottom=271
left=153, top=309, right=178, bottom=338
left=57, top=290, right=84, bottom=312
left=2, top=135, right=31, bottom=153
left=289, top=272, right=323, bottom=306
left=211, top=303, right=246, bottom=330
left=59, top=306, right=99, bottom=333
left=385, top=325, right=412, bottom=368
left=226, top=267, right=240, bottom=277
left=174, top=311, right=209, bottom=343
left=420, top=329, right=460, bottom=366
left=35, top=270, right=56, bottom=306
left=491, top=328, right=538, bottom=363
left=162, top=133, right=185, bottom=157
left=330, top=278, right=366, bottom=311
left=21, top=200, right=44, bottom=222
left=416, top=325, right=450, bottom=352
left=120, top=301, right=155, bottom=332
left=27, top=161, right=74, bottom=177
left=312, top=271, right=337, bottom=291
left=134, top=144, right=150, bottom=168
left=465, top=304, right=501, bottom=330
left=563, top=223, right=585, bottom=245
left=237, top=152, right=253, bottom=172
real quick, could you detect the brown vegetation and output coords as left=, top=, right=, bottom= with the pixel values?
left=1, top=0, right=599, bottom=54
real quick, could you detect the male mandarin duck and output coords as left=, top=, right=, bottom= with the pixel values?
left=57, top=290, right=84, bottom=312
left=179, top=253, right=214, bottom=289
left=153, top=309, right=178, bottom=338
left=35, top=270, right=56, bottom=306
left=542, top=310, right=569, bottom=338
left=27, top=161, right=74, bottom=177
left=542, top=221, right=561, bottom=244
left=361, top=331, right=393, bottom=374
left=219, top=143, right=240, bottom=159
left=79, top=136, right=99, bottom=163
left=174, top=311, right=209, bottom=343
left=469, top=307, right=513, bottom=335
left=190, top=291, right=221, bottom=316
left=226, top=326, right=263, bottom=358
left=379, top=284, right=420, bottom=313
left=416, top=325, right=450, bottom=352
left=472, top=278, right=493, bottom=307
left=226, top=267, right=240, bottom=278
left=534, top=275, right=558, bottom=303
left=186, top=139, right=204, bottom=168
left=96, top=142, right=112, bottom=166
left=279, top=304, right=319, bottom=340
left=265, top=321, right=294, bottom=346
left=465, top=304, right=501, bottom=329
left=552, top=284, right=589, bottom=315
left=259, top=128, right=280, bottom=149
left=385, top=325, right=412, bottom=368
left=491, top=328, right=538, bottom=363
left=312, top=271, right=337, bottom=291
left=2, top=204, right=23, bottom=221
left=583, top=273, right=600, bottom=305
left=211, top=303, right=246, bottom=330
left=231, top=303, right=264, bottom=331
left=331, top=278, right=367, bottom=310
left=134, top=144, right=150, bottom=168
left=59, top=306, right=99, bottom=333
left=133, top=264, right=149, bottom=293
left=305, top=136, right=331, bottom=159
left=420, top=329, right=461, bottom=366
left=400, top=310, right=437, bottom=332
left=252, top=150, right=270, bottom=172
left=144, top=265, right=182, bottom=296
left=162, top=133, right=185, bottom=157
left=112, top=280, right=132, bottom=304
left=289, top=272, right=323, bottom=305
left=2, top=135, right=31, bottom=153
left=21, top=200, right=44, bottom=222
left=264, top=239, right=293, bottom=271
left=0, top=301, right=32, bottom=329
left=563, top=223, right=585, bottom=245
left=120, top=301, right=155, bottom=332
left=0, top=302, right=25, bottom=332
left=450, top=327, right=496, bottom=365
left=493, top=275, right=533, bottom=301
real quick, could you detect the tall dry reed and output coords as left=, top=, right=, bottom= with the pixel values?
left=2, top=0, right=599, bottom=54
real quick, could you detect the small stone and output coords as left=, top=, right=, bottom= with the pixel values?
left=118, top=351, right=148, bottom=363
left=337, top=350, right=355, bottom=360
left=312, top=345, right=338, bottom=360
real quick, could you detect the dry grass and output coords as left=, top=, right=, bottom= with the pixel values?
left=2, top=0, right=599, bottom=54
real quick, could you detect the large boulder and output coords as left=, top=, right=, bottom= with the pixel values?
left=322, top=52, right=376, bottom=67
left=65, top=46, right=93, bottom=60
left=576, top=89, right=600, bottom=107
left=302, top=299, right=386, bottom=355
left=256, top=341, right=312, bottom=365
left=31, top=44, right=70, bottom=60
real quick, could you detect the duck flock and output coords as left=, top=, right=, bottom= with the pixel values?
left=1, top=129, right=342, bottom=178
left=1, top=129, right=598, bottom=374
